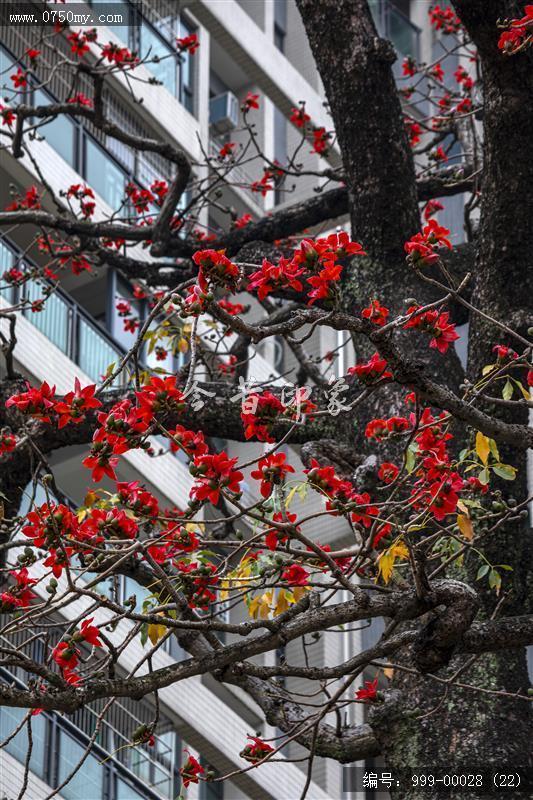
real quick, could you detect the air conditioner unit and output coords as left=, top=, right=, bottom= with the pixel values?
left=209, top=91, right=239, bottom=134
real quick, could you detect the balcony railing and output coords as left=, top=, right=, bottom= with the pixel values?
left=209, top=137, right=264, bottom=208
left=1, top=238, right=129, bottom=387
left=369, top=0, right=421, bottom=61
left=0, top=630, right=181, bottom=800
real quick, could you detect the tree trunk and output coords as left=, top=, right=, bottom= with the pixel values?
left=296, top=1, right=532, bottom=795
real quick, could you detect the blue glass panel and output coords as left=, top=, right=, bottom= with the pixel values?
left=0, top=239, right=13, bottom=274
left=90, top=0, right=132, bottom=41
left=57, top=730, right=104, bottom=800
left=140, top=23, right=177, bottom=96
left=116, top=777, right=146, bottom=800
left=78, top=315, right=122, bottom=384
left=0, top=706, right=47, bottom=779
left=85, top=137, right=127, bottom=211
left=0, top=45, right=17, bottom=99
left=25, top=280, right=69, bottom=353
left=123, top=576, right=152, bottom=608
left=33, top=88, right=76, bottom=167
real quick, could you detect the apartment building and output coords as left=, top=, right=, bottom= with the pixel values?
left=0, top=3, right=455, bottom=799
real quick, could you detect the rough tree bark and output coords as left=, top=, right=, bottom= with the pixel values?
left=295, top=1, right=532, bottom=797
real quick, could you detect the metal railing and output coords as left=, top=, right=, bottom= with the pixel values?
left=1, top=238, right=128, bottom=387
left=209, top=137, right=264, bottom=208
left=0, top=630, right=181, bottom=800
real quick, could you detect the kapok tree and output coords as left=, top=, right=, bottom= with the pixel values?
left=0, top=3, right=532, bottom=799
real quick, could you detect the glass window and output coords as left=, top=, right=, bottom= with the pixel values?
left=33, top=88, right=76, bottom=168
left=83, top=570, right=116, bottom=599
left=123, top=576, right=152, bottom=608
left=24, top=279, right=70, bottom=353
left=57, top=730, right=104, bottom=800
left=0, top=240, right=14, bottom=291
left=90, top=0, right=132, bottom=42
left=17, top=481, right=50, bottom=516
left=116, top=777, right=146, bottom=800
left=140, top=23, right=177, bottom=96
left=274, top=0, right=287, bottom=52
left=84, top=136, right=127, bottom=211
left=0, top=45, right=18, bottom=100
left=0, top=706, right=47, bottom=779
left=177, top=18, right=194, bottom=113
left=78, top=315, right=123, bottom=384
left=199, top=762, right=224, bottom=800
left=111, top=276, right=143, bottom=351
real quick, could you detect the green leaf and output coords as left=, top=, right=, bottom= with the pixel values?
left=488, top=568, right=501, bottom=593
left=140, top=622, right=148, bottom=647
left=285, top=485, right=299, bottom=508
left=492, top=463, right=517, bottom=481
left=502, top=380, right=513, bottom=401
left=405, top=445, right=416, bottom=474
left=476, top=564, right=489, bottom=580
left=488, top=438, right=500, bottom=462
left=478, top=467, right=490, bottom=485
left=512, top=377, right=531, bottom=400
left=297, top=483, right=308, bottom=501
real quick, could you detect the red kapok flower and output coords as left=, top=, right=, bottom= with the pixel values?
left=282, top=563, right=309, bottom=587
left=240, top=736, right=275, bottom=763
left=176, top=33, right=199, bottom=54
left=189, top=451, right=243, bottom=505
left=290, top=105, right=311, bottom=128
left=78, top=618, right=103, bottom=647
left=6, top=380, right=56, bottom=423
left=251, top=452, right=295, bottom=498
left=378, top=462, right=399, bottom=484
left=248, top=257, right=304, bottom=300
left=179, top=751, right=204, bottom=787
left=361, top=299, right=390, bottom=327
left=243, top=92, right=259, bottom=111
left=356, top=677, right=379, bottom=702
left=53, top=378, right=102, bottom=428
left=52, top=641, right=80, bottom=673
left=348, top=353, right=392, bottom=383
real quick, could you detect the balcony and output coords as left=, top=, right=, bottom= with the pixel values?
left=1, top=630, right=182, bottom=800
left=1, top=239, right=128, bottom=388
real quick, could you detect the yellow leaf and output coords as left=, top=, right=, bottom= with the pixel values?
left=147, top=621, right=167, bottom=645
left=383, top=667, right=394, bottom=681
left=518, top=383, right=531, bottom=401
left=457, top=513, right=473, bottom=541
left=84, top=490, right=98, bottom=507
left=77, top=509, right=88, bottom=522
left=249, top=590, right=273, bottom=619
left=475, top=431, right=490, bottom=465
left=177, top=337, right=189, bottom=354
left=292, top=586, right=310, bottom=602
left=377, top=541, right=409, bottom=585
left=285, top=485, right=299, bottom=509
left=274, top=589, right=293, bottom=616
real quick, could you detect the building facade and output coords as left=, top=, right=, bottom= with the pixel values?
left=0, top=3, right=458, bottom=799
